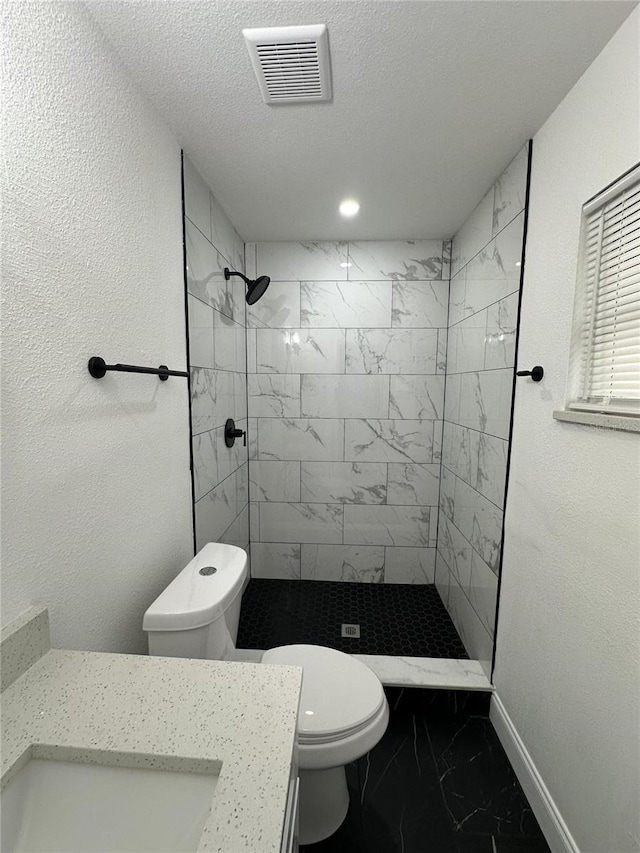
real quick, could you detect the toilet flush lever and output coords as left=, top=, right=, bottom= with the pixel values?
left=224, top=418, right=246, bottom=448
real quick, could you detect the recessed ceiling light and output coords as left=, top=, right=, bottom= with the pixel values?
left=339, top=199, right=360, bottom=218
left=340, top=262, right=352, bottom=268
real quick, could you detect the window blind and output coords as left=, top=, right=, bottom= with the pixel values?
left=568, top=164, right=640, bottom=415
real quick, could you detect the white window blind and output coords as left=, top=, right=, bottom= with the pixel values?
left=568, top=163, right=640, bottom=415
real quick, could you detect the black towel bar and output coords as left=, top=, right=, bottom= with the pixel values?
left=87, top=356, right=188, bottom=381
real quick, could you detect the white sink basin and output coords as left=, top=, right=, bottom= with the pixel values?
left=1, top=755, right=220, bottom=852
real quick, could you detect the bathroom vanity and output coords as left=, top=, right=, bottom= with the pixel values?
left=0, top=606, right=302, bottom=853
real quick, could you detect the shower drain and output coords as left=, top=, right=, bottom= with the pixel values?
left=341, top=623, right=361, bottom=638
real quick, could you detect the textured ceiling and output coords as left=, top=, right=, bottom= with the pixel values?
left=87, top=0, right=637, bottom=241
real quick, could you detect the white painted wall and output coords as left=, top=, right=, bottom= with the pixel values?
left=494, top=10, right=640, bottom=853
left=1, top=2, right=193, bottom=653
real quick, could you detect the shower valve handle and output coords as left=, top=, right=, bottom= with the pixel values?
left=224, top=418, right=246, bottom=448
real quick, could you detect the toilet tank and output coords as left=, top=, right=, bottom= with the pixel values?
left=143, top=543, right=248, bottom=661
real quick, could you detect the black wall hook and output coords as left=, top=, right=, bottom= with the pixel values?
left=88, top=356, right=188, bottom=381
left=516, top=365, right=544, bottom=382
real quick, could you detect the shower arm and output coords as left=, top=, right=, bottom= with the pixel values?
left=224, top=268, right=251, bottom=285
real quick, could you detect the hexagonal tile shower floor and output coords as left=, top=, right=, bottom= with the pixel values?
left=237, top=579, right=468, bottom=658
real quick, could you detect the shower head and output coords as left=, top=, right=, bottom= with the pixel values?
left=224, top=268, right=271, bottom=305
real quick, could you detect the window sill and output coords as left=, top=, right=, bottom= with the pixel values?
left=553, top=409, right=640, bottom=433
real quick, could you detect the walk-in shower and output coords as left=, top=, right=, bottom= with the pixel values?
left=183, top=142, right=531, bottom=679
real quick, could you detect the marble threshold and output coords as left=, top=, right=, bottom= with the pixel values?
left=234, top=649, right=492, bottom=691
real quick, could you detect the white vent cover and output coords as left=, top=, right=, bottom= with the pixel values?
left=242, top=24, right=332, bottom=105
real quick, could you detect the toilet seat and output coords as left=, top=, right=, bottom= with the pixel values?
left=261, top=644, right=389, bottom=768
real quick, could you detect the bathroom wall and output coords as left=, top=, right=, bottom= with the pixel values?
left=1, top=2, right=193, bottom=652
left=436, top=147, right=529, bottom=670
left=244, top=241, right=450, bottom=583
left=183, top=158, right=249, bottom=554
left=494, top=9, right=639, bottom=851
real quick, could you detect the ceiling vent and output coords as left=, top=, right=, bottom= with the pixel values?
left=242, top=24, right=332, bottom=105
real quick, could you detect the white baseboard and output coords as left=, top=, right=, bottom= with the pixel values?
left=490, top=694, right=580, bottom=853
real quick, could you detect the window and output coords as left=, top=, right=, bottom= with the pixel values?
left=567, top=163, right=640, bottom=417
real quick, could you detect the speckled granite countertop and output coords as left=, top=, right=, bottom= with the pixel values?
left=1, top=608, right=302, bottom=853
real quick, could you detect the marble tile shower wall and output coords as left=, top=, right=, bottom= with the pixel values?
left=436, top=145, right=529, bottom=671
left=183, top=156, right=249, bottom=553
left=244, top=240, right=451, bottom=585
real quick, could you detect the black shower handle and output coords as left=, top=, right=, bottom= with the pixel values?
left=224, top=418, right=246, bottom=448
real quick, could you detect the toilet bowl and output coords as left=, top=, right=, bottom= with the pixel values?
left=262, top=644, right=389, bottom=844
left=143, top=543, right=389, bottom=845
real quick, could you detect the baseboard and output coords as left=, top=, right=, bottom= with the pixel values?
left=490, top=694, right=580, bottom=853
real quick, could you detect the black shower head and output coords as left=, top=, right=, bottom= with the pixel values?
left=224, top=268, right=271, bottom=305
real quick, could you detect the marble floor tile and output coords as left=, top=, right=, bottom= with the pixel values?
left=246, top=281, right=301, bottom=328
left=256, top=241, right=349, bottom=281
left=301, top=544, right=385, bottom=583
left=389, top=374, right=445, bottom=419
left=428, top=715, right=543, bottom=838
left=301, top=461, right=386, bottom=504
left=345, top=419, right=434, bottom=463
left=348, top=240, right=444, bottom=280
left=248, top=374, right=301, bottom=418
left=257, top=328, right=345, bottom=374
left=387, top=463, right=440, bottom=506
left=346, top=328, right=438, bottom=374
left=301, top=374, right=389, bottom=419
left=301, top=280, right=392, bottom=328
left=391, top=280, right=449, bottom=327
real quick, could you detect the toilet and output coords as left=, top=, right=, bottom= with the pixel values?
left=143, top=543, right=389, bottom=846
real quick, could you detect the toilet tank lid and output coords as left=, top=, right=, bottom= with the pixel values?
left=143, top=543, right=248, bottom=632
